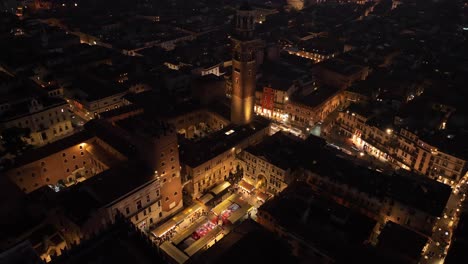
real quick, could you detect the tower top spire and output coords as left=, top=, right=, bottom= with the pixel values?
left=235, top=1, right=256, bottom=40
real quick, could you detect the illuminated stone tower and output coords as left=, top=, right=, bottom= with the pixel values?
left=231, top=2, right=259, bottom=125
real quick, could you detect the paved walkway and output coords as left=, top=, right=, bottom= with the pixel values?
left=421, top=174, right=468, bottom=263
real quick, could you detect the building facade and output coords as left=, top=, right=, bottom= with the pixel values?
left=0, top=98, right=73, bottom=146
left=254, top=86, right=294, bottom=122
left=182, top=122, right=270, bottom=199
left=338, top=108, right=468, bottom=185
left=4, top=132, right=127, bottom=193
left=285, top=86, right=344, bottom=129
left=167, top=109, right=229, bottom=139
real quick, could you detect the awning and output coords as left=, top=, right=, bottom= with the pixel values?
left=239, top=180, right=255, bottom=193
left=211, top=194, right=239, bottom=216
left=209, top=181, right=231, bottom=196
left=172, top=203, right=202, bottom=224
left=257, top=192, right=270, bottom=202
left=198, top=193, right=214, bottom=205
left=227, top=204, right=252, bottom=224
left=172, top=217, right=206, bottom=245
left=160, top=242, right=189, bottom=264
left=184, top=226, right=222, bottom=257
left=152, top=219, right=177, bottom=237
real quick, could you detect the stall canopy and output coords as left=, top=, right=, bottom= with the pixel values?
left=198, top=193, right=214, bottom=205
left=152, top=219, right=177, bottom=238
left=211, top=194, right=239, bottom=216
left=184, top=226, right=222, bottom=257
left=239, top=180, right=255, bottom=193
left=209, top=181, right=231, bottom=196
left=172, top=217, right=206, bottom=245
left=160, top=242, right=189, bottom=264
left=227, top=204, right=252, bottom=224
left=257, top=191, right=270, bottom=202
left=152, top=203, right=203, bottom=237
left=172, top=203, right=203, bottom=224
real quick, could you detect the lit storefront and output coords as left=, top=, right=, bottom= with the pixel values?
left=254, top=105, right=288, bottom=122
left=254, top=86, right=289, bottom=122
left=351, top=132, right=411, bottom=171
left=352, top=133, right=389, bottom=162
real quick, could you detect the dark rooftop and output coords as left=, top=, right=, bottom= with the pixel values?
left=319, top=58, right=366, bottom=76
left=245, top=132, right=306, bottom=170
left=345, top=103, right=377, bottom=119
left=301, top=153, right=451, bottom=217
left=194, top=220, right=298, bottom=264
left=260, top=182, right=377, bottom=262
left=50, top=217, right=164, bottom=264
left=85, top=119, right=137, bottom=158
left=116, top=114, right=176, bottom=139
left=68, top=77, right=127, bottom=102
left=0, top=241, right=43, bottom=264
left=180, top=117, right=270, bottom=168
left=291, top=85, right=340, bottom=109
left=258, top=60, right=311, bottom=91
left=123, top=91, right=203, bottom=119
left=60, top=160, right=155, bottom=225
left=376, top=221, right=427, bottom=264
left=0, top=71, right=14, bottom=85
left=239, top=2, right=253, bottom=11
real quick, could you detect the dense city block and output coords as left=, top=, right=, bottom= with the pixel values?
left=0, top=0, right=467, bottom=263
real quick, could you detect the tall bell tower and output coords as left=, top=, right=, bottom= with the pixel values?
left=231, top=2, right=259, bottom=125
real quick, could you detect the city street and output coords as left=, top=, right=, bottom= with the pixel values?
left=323, top=127, right=396, bottom=175
left=67, top=101, right=94, bottom=123
left=421, top=174, right=468, bottom=264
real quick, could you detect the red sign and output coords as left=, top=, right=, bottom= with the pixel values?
left=262, top=87, right=275, bottom=110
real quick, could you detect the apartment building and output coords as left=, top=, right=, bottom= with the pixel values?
left=0, top=97, right=73, bottom=146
